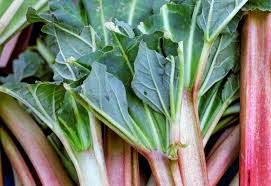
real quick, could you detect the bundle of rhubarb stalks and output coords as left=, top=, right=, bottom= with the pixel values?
left=0, top=0, right=270, bottom=186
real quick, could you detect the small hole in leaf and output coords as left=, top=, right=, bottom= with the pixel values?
left=144, top=91, right=148, bottom=96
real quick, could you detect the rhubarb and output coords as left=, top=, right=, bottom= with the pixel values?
left=0, top=127, right=35, bottom=186
left=0, top=94, right=73, bottom=185
left=207, top=125, right=240, bottom=186
left=240, top=10, right=271, bottom=185
left=0, top=0, right=256, bottom=185
left=104, top=128, right=140, bottom=186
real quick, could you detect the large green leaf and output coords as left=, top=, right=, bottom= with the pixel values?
left=27, top=7, right=99, bottom=81
left=199, top=73, right=240, bottom=136
left=80, top=62, right=168, bottom=152
left=197, top=0, right=248, bottom=42
left=199, top=33, right=239, bottom=96
left=131, top=42, right=172, bottom=118
left=81, top=0, right=167, bottom=45
left=138, top=2, right=204, bottom=88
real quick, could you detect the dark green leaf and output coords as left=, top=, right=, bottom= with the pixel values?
left=138, top=3, right=204, bottom=87
left=0, top=51, right=51, bottom=83
left=197, top=0, right=247, bottom=42
left=199, top=34, right=240, bottom=96
left=0, top=83, right=92, bottom=151
left=131, top=42, right=171, bottom=118
left=244, top=0, right=271, bottom=11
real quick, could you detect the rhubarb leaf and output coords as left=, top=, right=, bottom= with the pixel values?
left=0, top=51, right=51, bottom=83
left=27, top=8, right=99, bottom=81
left=200, top=73, right=240, bottom=137
left=131, top=42, right=171, bottom=118
left=80, top=62, right=168, bottom=151
left=197, top=0, right=248, bottom=42
left=105, top=20, right=139, bottom=75
left=81, top=0, right=166, bottom=44
left=199, top=34, right=240, bottom=96
left=0, top=83, right=92, bottom=151
left=244, top=0, right=271, bottom=11
left=138, top=2, right=204, bottom=87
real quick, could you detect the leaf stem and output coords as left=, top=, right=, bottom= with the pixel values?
left=240, top=12, right=271, bottom=185
left=193, top=42, right=212, bottom=103
left=177, top=90, right=208, bottom=186
left=0, top=94, right=73, bottom=186
left=207, top=125, right=240, bottom=186
left=36, top=38, right=54, bottom=65
left=105, top=129, right=140, bottom=186
left=0, top=0, right=24, bottom=34
left=0, top=127, right=36, bottom=186
left=141, top=150, right=175, bottom=186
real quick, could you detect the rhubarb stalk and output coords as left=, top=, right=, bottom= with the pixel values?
left=0, top=127, right=36, bottom=186
left=177, top=91, right=208, bottom=186
left=240, top=11, right=271, bottom=185
left=207, top=125, right=240, bottom=186
left=0, top=93, right=73, bottom=186
left=104, top=129, right=140, bottom=186
left=140, top=150, right=174, bottom=186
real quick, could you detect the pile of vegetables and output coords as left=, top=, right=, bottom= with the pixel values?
left=0, top=0, right=270, bottom=185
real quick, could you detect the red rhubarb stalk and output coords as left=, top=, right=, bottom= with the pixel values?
left=104, top=129, right=140, bottom=186
left=0, top=94, right=73, bottom=186
left=140, top=150, right=174, bottom=186
left=0, top=32, right=20, bottom=67
left=207, top=126, right=236, bottom=157
left=240, top=12, right=271, bottom=185
left=0, top=127, right=36, bottom=186
left=207, top=125, right=240, bottom=186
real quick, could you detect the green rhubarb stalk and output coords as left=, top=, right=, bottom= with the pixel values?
left=0, top=127, right=36, bottom=186
left=0, top=93, right=73, bottom=186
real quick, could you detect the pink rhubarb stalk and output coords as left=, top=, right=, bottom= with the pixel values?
left=140, top=150, right=174, bottom=186
left=104, top=129, right=140, bottom=186
left=0, top=94, right=73, bottom=186
left=207, top=125, right=240, bottom=186
left=240, top=12, right=271, bottom=185
left=178, top=91, right=208, bottom=186
left=0, top=127, right=36, bottom=186
left=0, top=32, right=20, bottom=67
